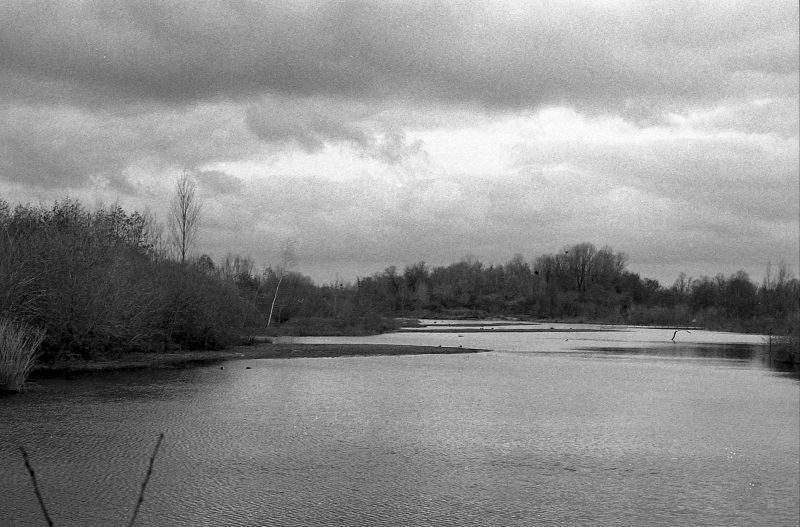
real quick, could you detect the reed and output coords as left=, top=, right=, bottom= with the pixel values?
left=0, top=317, right=45, bottom=393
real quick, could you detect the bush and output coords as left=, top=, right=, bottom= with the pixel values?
left=0, top=318, right=45, bottom=392
left=767, top=314, right=799, bottom=370
left=154, top=263, right=259, bottom=350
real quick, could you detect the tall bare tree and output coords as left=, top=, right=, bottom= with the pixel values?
left=169, top=171, right=201, bottom=265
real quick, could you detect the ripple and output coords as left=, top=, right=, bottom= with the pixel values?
left=1, top=355, right=798, bottom=526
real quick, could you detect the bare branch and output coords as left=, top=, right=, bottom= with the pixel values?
left=127, top=433, right=165, bottom=527
left=19, top=446, right=55, bottom=527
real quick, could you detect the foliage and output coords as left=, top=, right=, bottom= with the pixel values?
left=0, top=199, right=257, bottom=361
left=765, top=312, right=799, bottom=371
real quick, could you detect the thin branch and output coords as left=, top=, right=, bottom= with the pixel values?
left=127, top=433, right=164, bottom=527
left=19, top=446, right=55, bottom=527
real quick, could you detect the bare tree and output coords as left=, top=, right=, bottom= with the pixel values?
left=267, top=238, right=297, bottom=327
left=565, top=242, right=596, bottom=293
left=140, top=208, right=168, bottom=259
left=168, top=171, right=201, bottom=265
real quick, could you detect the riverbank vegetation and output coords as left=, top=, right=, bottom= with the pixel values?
left=2, top=198, right=797, bottom=374
left=0, top=317, right=45, bottom=392
left=0, top=199, right=260, bottom=363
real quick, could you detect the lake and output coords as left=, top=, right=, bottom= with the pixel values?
left=1, top=321, right=798, bottom=526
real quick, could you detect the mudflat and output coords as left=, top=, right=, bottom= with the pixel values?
left=31, top=343, right=483, bottom=378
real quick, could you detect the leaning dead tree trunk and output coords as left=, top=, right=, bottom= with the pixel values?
left=267, top=275, right=283, bottom=328
left=266, top=239, right=296, bottom=327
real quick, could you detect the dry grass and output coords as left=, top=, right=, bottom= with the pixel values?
left=0, top=317, right=45, bottom=392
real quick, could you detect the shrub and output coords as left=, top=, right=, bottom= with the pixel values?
left=767, top=314, right=800, bottom=371
left=0, top=318, right=45, bottom=392
left=1, top=200, right=263, bottom=359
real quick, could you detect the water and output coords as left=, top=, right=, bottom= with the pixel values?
left=277, top=320, right=769, bottom=353
left=1, top=322, right=798, bottom=526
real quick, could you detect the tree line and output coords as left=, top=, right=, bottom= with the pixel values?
left=184, top=241, right=798, bottom=339
left=349, top=243, right=798, bottom=334
left=1, top=195, right=797, bottom=362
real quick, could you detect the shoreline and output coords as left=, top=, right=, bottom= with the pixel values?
left=30, top=343, right=484, bottom=379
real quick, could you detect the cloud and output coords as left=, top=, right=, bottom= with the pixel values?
left=511, top=107, right=799, bottom=224
left=0, top=1, right=795, bottom=112
left=0, top=1, right=796, bottom=286
left=245, top=97, right=370, bottom=152
left=196, top=170, right=244, bottom=195
left=245, top=96, right=429, bottom=164
left=0, top=101, right=260, bottom=189
left=665, top=98, right=800, bottom=137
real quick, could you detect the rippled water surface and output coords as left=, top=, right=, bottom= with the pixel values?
left=2, top=322, right=798, bottom=526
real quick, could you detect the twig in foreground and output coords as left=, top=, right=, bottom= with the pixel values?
left=19, top=446, right=55, bottom=527
left=127, top=433, right=164, bottom=527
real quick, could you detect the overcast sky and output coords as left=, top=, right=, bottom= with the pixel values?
left=1, top=0, right=798, bottom=285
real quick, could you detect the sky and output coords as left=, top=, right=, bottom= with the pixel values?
left=1, top=0, right=798, bottom=286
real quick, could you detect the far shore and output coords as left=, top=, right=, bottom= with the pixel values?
left=30, top=343, right=484, bottom=379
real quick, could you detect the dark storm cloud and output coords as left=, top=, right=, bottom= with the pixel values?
left=245, top=96, right=427, bottom=163
left=0, top=102, right=259, bottom=189
left=1, top=1, right=795, bottom=110
left=245, top=98, right=371, bottom=152
left=0, top=0, right=797, bottom=284
left=0, top=106, right=127, bottom=188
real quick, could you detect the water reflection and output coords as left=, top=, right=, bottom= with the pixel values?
left=579, top=342, right=758, bottom=359
left=571, top=343, right=798, bottom=378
